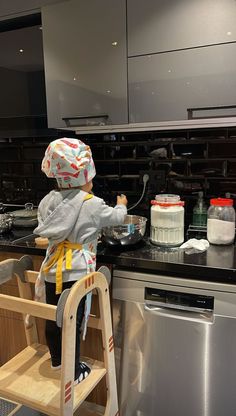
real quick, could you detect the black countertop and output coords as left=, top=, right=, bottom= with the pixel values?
left=0, top=230, right=236, bottom=284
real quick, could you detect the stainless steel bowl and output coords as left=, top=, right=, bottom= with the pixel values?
left=102, top=215, right=147, bottom=246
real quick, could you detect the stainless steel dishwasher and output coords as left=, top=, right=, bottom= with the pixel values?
left=112, top=269, right=236, bottom=416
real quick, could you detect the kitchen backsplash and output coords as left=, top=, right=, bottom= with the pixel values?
left=0, top=126, right=236, bottom=227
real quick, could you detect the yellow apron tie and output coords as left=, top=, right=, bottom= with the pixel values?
left=43, top=240, right=83, bottom=294
left=83, top=193, right=93, bottom=201
left=43, top=193, right=93, bottom=294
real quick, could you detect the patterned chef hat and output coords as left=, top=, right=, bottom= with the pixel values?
left=42, top=138, right=96, bottom=188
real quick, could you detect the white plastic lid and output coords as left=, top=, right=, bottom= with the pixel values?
left=155, top=194, right=180, bottom=204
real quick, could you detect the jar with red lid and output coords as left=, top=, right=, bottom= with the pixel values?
left=207, top=198, right=235, bottom=245
left=150, top=194, right=185, bottom=247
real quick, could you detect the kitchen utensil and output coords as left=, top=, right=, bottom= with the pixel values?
left=10, top=203, right=38, bottom=228
left=149, top=148, right=167, bottom=159
left=127, top=174, right=149, bottom=212
left=0, top=213, right=13, bottom=234
left=102, top=215, right=147, bottom=246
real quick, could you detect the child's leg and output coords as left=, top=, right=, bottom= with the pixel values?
left=75, top=296, right=91, bottom=382
left=45, top=281, right=90, bottom=380
left=45, top=281, right=62, bottom=367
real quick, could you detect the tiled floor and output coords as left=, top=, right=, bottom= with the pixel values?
left=0, top=399, right=46, bottom=416
left=16, top=407, right=46, bottom=416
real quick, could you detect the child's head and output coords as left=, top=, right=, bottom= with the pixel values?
left=42, top=138, right=96, bottom=189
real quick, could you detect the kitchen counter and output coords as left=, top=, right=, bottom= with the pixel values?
left=0, top=231, right=235, bottom=283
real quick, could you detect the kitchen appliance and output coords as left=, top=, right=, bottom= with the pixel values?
left=113, top=269, right=236, bottom=416
left=150, top=194, right=184, bottom=246
left=10, top=203, right=38, bottom=228
left=102, top=215, right=147, bottom=246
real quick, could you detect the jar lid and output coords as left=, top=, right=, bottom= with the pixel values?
left=151, top=194, right=184, bottom=207
left=210, top=198, right=233, bottom=206
left=151, top=200, right=185, bottom=207
left=155, top=194, right=180, bottom=203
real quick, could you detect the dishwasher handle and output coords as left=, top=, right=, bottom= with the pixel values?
left=145, top=299, right=212, bottom=314
left=144, top=303, right=214, bottom=324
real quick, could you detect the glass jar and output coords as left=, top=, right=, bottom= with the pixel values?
left=150, top=194, right=185, bottom=247
left=207, top=198, right=235, bottom=245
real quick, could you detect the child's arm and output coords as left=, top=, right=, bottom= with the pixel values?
left=92, top=194, right=128, bottom=229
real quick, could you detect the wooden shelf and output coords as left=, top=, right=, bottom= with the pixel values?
left=0, top=343, right=106, bottom=416
left=95, top=158, right=151, bottom=163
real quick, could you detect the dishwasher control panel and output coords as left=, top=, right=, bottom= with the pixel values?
left=145, top=287, right=214, bottom=311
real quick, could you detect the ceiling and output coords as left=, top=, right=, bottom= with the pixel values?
left=0, top=25, right=44, bottom=72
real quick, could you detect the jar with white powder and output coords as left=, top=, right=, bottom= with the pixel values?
left=150, top=194, right=185, bottom=247
left=207, top=198, right=235, bottom=245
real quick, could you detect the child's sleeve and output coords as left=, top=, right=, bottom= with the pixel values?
left=92, top=199, right=127, bottom=230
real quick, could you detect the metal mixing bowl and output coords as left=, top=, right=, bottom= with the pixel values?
left=102, top=215, right=147, bottom=246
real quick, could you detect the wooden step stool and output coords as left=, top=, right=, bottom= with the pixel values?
left=0, top=256, right=118, bottom=416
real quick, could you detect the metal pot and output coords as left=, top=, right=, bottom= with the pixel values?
left=102, top=215, right=147, bottom=246
left=0, top=213, right=14, bottom=234
left=10, top=203, right=38, bottom=228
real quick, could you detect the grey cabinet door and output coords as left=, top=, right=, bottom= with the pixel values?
left=0, top=0, right=68, bottom=19
left=127, top=0, right=236, bottom=56
left=128, top=43, right=236, bottom=123
left=42, top=0, right=128, bottom=128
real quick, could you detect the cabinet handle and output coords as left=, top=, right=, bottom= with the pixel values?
left=62, top=115, right=109, bottom=127
left=187, top=105, right=236, bottom=119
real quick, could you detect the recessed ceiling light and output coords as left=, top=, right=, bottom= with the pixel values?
left=112, top=41, right=118, bottom=46
left=227, top=31, right=232, bottom=36
left=19, top=49, right=24, bottom=53
left=106, top=90, right=111, bottom=94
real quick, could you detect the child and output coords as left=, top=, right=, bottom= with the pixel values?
left=34, top=137, right=127, bottom=384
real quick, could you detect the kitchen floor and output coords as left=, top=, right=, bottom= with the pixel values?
left=0, top=399, right=45, bottom=416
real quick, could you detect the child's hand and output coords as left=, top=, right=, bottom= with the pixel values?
left=117, top=194, right=128, bottom=206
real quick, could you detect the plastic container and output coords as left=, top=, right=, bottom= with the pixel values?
left=207, top=198, right=235, bottom=245
left=150, top=194, right=185, bottom=247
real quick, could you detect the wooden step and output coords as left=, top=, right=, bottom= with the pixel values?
left=76, top=402, right=105, bottom=415
left=0, top=344, right=106, bottom=416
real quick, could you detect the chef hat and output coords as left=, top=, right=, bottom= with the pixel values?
left=42, top=138, right=96, bottom=188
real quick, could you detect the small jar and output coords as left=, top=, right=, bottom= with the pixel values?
left=207, top=198, right=235, bottom=245
left=150, top=194, right=185, bottom=247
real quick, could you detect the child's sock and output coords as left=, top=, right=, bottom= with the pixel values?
left=51, top=363, right=61, bottom=370
left=74, top=362, right=91, bottom=384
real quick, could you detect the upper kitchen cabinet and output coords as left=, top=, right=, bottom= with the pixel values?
left=0, top=0, right=67, bottom=20
left=129, top=42, right=236, bottom=123
left=42, top=0, right=128, bottom=129
left=127, top=0, right=236, bottom=56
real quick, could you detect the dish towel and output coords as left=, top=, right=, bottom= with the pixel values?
left=180, top=238, right=209, bottom=254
